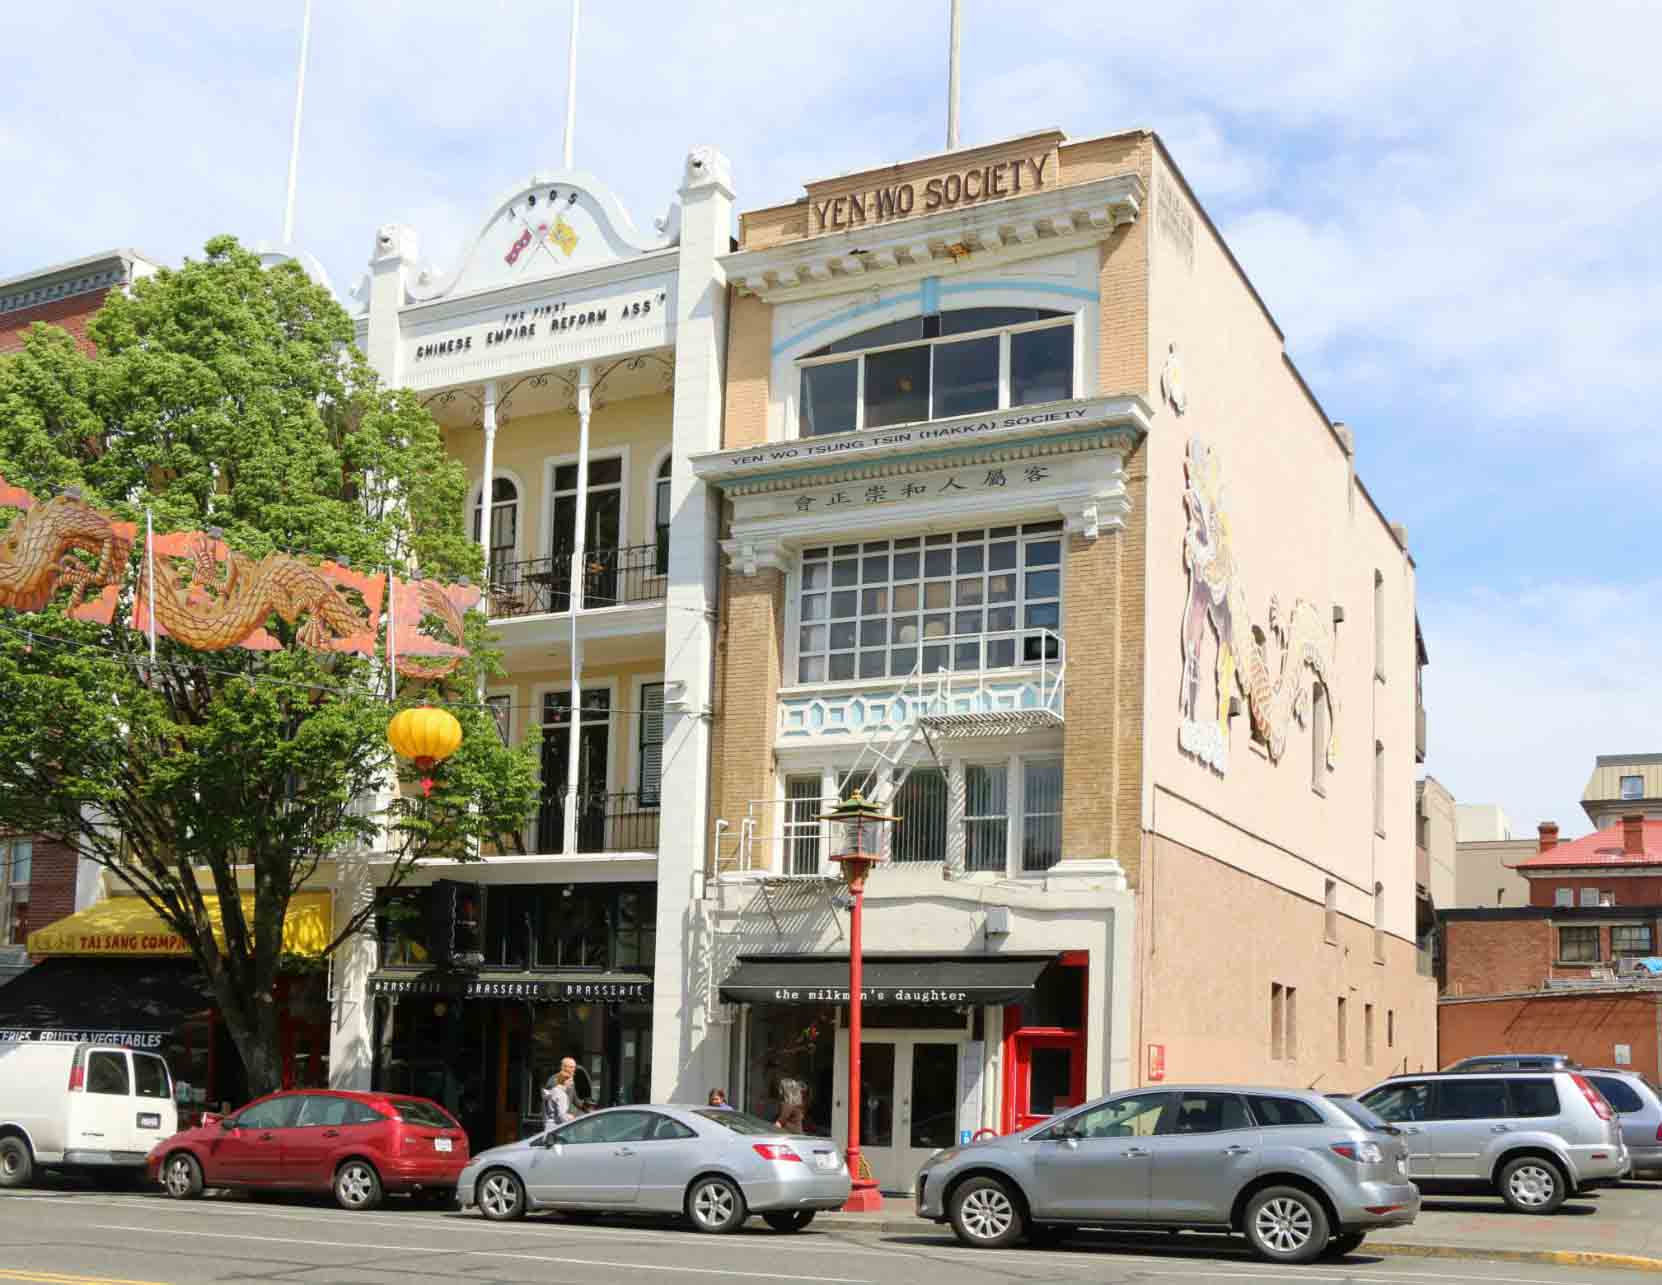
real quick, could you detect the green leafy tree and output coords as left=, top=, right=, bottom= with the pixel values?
left=0, top=238, right=538, bottom=1095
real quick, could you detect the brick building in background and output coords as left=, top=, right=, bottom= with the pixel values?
left=1440, top=788, right=1662, bottom=1078
left=0, top=249, right=160, bottom=982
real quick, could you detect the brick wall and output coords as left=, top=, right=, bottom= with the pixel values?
left=1061, top=527, right=1120, bottom=867
left=1528, top=874, right=1662, bottom=907
left=712, top=563, right=785, bottom=870
left=1440, top=993, right=1662, bottom=1082
left=23, top=837, right=79, bottom=938
left=722, top=292, right=772, bottom=449
left=0, top=291, right=109, bottom=355
left=1443, top=918, right=1554, bottom=996
left=1113, top=447, right=1149, bottom=876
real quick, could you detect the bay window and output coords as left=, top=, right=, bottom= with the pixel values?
left=795, top=523, right=1063, bottom=684
left=798, top=307, right=1076, bottom=438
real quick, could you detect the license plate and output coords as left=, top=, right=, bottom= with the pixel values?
left=434, top=1138, right=453, bottom=1152
left=137, top=1113, right=161, bottom=1130
left=813, top=1151, right=838, bottom=1171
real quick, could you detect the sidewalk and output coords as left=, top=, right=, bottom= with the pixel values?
left=813, top=1180, right=1662, bottom=1272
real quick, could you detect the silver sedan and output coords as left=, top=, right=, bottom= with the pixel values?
left=455, top=1105, right=851, bottom=1233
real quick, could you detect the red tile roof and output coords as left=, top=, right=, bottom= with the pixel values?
left=1520, top=818, right=1662, bottom=868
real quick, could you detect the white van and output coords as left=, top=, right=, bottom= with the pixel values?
left=0, top=1041, right=178, bottom=1186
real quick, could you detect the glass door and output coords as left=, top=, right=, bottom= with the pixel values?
left=835, top=1032, right=965, bottom=1194
left=538, top=689, right=611, bottom=852
left=550, top=458, right=623, bottom=609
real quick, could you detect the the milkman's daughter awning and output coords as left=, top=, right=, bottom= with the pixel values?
left=719, top=953, right=1055, bottom=1006
left=26, top=892, right=333, bottom=958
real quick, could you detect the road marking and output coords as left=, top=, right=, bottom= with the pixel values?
left=89, top=1224, right=871, bottom=1283
left=0, top=1273, right=169, bottom=1285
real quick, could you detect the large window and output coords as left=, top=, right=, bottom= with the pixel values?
left=1, top=837, right=29, bottom=948
left=891, top=768, right=948, bottom=864
left=1021, top=759, right=1063, bottom=872
left=964, top=764, right=1009, bottom=873
left=1620, top=774, right=1644, bottom=800
left=795, top=523, right=1062, bottom=684
left=798, top=308, right=1075, bottom=438
left=472, top=477, right=519, bottom=585
left=1612, top=924, right=1655, bottom=956
left=1558, top=925, right=1601, bottom=963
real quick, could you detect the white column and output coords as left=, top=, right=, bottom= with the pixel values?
left=364, top=225, right=417, bottom=387
left=563, top=364, right=593, bottom=855
left=480, top=380, right=498, bottom=577
left=327, top=848, right=377, bottom=1090
left=650, top=147, right=734, bottom=1103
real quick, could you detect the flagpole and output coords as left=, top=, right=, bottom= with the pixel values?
left=282, top=0, right=314, bottom=243
left=946, top=0, right=961, bottom=150
left=562, top=0, right=579, bottom=169
left=387, top=566, right=397, bottom=701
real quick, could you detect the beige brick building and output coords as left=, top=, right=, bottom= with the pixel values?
left=672, top=127, right=1435, bottom=1189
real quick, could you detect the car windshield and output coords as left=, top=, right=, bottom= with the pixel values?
left=1328, top=1095, right=1397, bottom=1133
left=693, top=1108, right=786, bottom=1135
left=392, top=1099, right=456, bottom=1128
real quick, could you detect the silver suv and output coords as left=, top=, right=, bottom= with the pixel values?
left=1357, top=1071, right=1628, bottom=1212
left=1582, top=1069, right=1662, bottom=1176
left=914, top=1085, right=1419, bottom=1265
left=1444, top=1054, right=1578, bottom=1072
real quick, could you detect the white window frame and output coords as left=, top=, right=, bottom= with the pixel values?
left=794, top=313, right=1078, bottom=439
left=484, top=689, right=515, bottom=747
left=1, top=837, right=30, bottom=949
left=468, top=469, right=526, bottom=575
left=788, top=522, right=1065, bottom=688
left=1554, top=886, right=1574, bottom=908
left=530, top=677, right=620, bottom=851
left=1620, top=774, right=1644, bottom=800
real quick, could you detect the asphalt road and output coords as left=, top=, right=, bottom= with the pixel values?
left=1, top=1188, right=1657, bottom=1285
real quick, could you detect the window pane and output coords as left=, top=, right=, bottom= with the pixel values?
left=1249, top=1096, right=1325, bottom=1126
left=1586, top=1076, right=1643, bottom=1114
left=801, top=361, right=858, bottom=437
left=829, top=654, right=855, bottom=680
left=803, top=563, right=828, bottom=590
left=964, top=764, right=1009, bottom=873
left=865, top=346, right=931, bottom=428
left=1559, top=926, right=1600, bottom=962
left=811, top=317, right=926, bottom=356
left=784, top=776, right=823, bottom=876
left=1172, top=1093, right=1252, bottom=1134
left=892, top=769, right=947, bottom=864
left=587, top=458, right=622, bottom=486
left=859, top=651, right=886, bottom=678
left=1022, top=759, right=1063, bottom=873
left=1508, top=1079, right=1560, bottom=1117
left=133, top=1054, right=170, bottom=1099
left=86, top=1051, right=129, bottom=1096
left=939, top=307, right=1064, bottom=335
left=1010, top=325, right=1074, bottom=406
left=1359, top=1083, right=1429, bottom=1124
left=1614, top=925, right=1654, bottom=954
left=1436, top=1079, right=1508, bottom=1120
left=7, top=841, right=29, bottom=887
left=932, top=336, right=999, bottom=419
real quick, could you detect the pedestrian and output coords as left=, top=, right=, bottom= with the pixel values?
left=707, top=1088, right=733, bottom=1110
left=776, top=1101, right=806, bottom=1134
left=542, top=1067, right=574, bottom=1131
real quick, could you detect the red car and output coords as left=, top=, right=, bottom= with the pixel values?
left=147, top=1088, right=469, bottom=1211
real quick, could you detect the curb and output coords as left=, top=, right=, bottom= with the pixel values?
left=810, top=1215, right=1662, bottom=1273
left=1370, top=1242, right=1662, bottom=1274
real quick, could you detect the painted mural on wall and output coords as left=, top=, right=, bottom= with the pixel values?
left=0, top=475, right=475, bottom=677
left=1178, top=439, right=1338, bottom=775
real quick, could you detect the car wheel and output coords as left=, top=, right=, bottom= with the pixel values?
left=334, top=1160, right=384, bottom=1212
left=1323, top=1231, right=1367, bottom=1258
left=763, top=1210, right=816, bottom=1232
left=1500, top=1157, right=1567, bottom=1214
left=1244, top=1186, right=1330, bottom=1265
left=477, top=1169, right=527, bottom=1221
left=686, top=1175, right=748, bottom=1234
left=948, top=1175, right=1026, bottom=1249
left=0, top=1137, right=33, bottom=1189
left=163, top=1153, right=203, bottom=1201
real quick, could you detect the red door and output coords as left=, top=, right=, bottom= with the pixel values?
left=207, top=1095, right=295, bottom=1184
left=1003, top=1029, right=1086, bottom=1134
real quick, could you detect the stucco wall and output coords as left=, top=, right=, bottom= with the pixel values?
left=1141, top=834, right=1437, bottom=1091
left=1141, top=143, right=1420, bottom=948
left=1454, top=839, right=1534, bottom=908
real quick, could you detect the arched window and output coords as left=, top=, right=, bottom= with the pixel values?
left=798, top=307, right=1074, bottom=438
left=654, top=456, right=672, bottom=575
left=472, top=476, right=519, bottom=584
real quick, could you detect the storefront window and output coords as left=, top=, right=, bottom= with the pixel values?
left=745, top=1005, right=838, bottom=1136
left=795, top=524, right=1062, bottom=684
left=797, top=308, right=1075, bottom=438
left=377, top=888, right=431, bottom=967
left=381, top=883, right=656, bottom=974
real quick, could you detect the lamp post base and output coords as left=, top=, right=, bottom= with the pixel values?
left=841, top=1177, right=884, bottom=1212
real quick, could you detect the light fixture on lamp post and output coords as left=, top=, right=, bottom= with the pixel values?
left=823, top=790, right=895, bottom=1213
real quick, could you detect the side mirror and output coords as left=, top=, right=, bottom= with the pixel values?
left=219, top=1117, right=237, bottom=1132
left=1048, top=1121, right=1077, bottom=1142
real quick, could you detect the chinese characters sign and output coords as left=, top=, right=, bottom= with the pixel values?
left=789, top=463, right=1057, bottom=516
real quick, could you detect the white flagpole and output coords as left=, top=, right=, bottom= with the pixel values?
left=282, top=0, right=314, bottom=244
left=387, top=566, right=397, bottom=701
left=562, top=0, right=580, bottom=169
left=947, top=0, right=962, bottom=150
left=145, top=509, right=157, bottom=665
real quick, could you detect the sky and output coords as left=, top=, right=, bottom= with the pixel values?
left=4, top=1, right=1658, bottom=839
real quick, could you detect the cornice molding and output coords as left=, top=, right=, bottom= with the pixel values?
left=723, top=173, right=1144, bottom=302
left=720, top=536, right=789, bottom=577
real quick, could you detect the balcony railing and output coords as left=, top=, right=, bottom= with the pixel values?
left=488, top=545, right=667, bottom=619
left=533, top=789, right=660, bottom=854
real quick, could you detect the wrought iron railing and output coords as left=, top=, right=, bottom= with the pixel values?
left=534, top=789, right=660, bottom=854
left=488, top=545, right=667, bottom=619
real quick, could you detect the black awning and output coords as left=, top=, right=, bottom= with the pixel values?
left=0, top=958, right=213, bottom=1051
left=719, top=954, right=1055, bottom=1007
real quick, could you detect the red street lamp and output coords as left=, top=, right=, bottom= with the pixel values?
left=825, top=790, right=895, bottom=1213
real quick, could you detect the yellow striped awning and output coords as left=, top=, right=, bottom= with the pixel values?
left=26, top=892, right=333, bottom=958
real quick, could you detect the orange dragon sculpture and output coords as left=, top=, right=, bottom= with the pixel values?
left=0, top=480, right=133, bottom=619
left=148, top=534, right=370, bottom=651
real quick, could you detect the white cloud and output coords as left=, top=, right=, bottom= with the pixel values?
left=1421, top=580, right=1662, bottom=841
